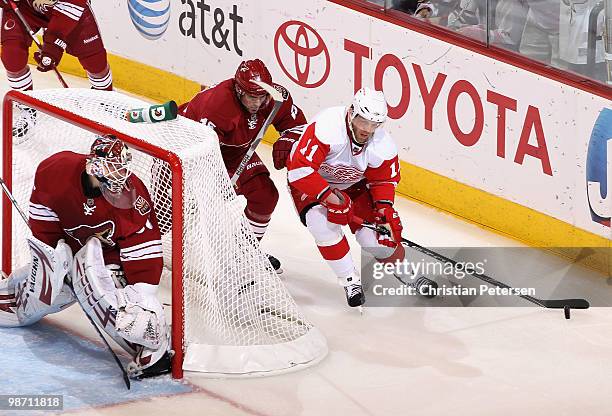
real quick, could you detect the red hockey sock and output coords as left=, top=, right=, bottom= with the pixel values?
left=79, top=53, right=112, bottom=90
left=317, top=236, right=350, bottom=261
left=1, top=40, right=31, bottom=90
left=245, top=209, right=271, bottom=240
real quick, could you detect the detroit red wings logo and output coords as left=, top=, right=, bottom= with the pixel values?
left=319, top=163, right=364, bottom=183
left=64, top=221, right=116, bottom=247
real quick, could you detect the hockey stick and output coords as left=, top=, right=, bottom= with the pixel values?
left=229, top=81, right=284, bottom=186
left=0, top=177, right=131, bottom=389
left=0, top=177, right=28, bottom=226
left=1, top=0, right=69, bottom=88
left=355, top=218, right=590, bottom=314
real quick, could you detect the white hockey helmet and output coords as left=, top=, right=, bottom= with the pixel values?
left=350, top=87, right=387, bottom=124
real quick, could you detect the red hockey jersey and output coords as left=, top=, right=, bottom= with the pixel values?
left=3, top=0, right=91, bottom=40
left=181, top=79, right=307, bottom=174
left=28, top=151, right=163, bottom=286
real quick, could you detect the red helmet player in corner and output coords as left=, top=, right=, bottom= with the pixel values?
left=180, top=59, right=307, bottom=273
left=0, top=0, right=113, bottom=138
left=0, top=0, right=112, bottom=91
left=287, top=87, right=433, bottom=308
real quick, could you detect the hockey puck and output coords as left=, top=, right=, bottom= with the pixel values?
left=564, top=305, right=571, bottom=319
left=415, top=276, right=438, bottom=299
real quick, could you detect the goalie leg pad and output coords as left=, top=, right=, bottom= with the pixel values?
left=0, top=270, right=20, bottom=326
left=71, top=238, right=137, bottom=355
left=117, top=282, right=172, bottom=378
left=2, top=238, right=75, bottom=327
left=72, top=238, right=170, bottom=365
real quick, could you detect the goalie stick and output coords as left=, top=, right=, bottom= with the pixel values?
left=1, top=0, right=69, bottom=88
left=355, top=218, right=590, bottom=315
left=0, top=177, right=131, bottom=389
left=229, top=80, right=285, bottom=186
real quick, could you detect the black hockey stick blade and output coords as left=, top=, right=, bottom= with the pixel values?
left=541, top=298, right=590, bottom=309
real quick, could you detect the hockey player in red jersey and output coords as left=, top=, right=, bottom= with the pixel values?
left=0, top=135, right=172, bottom=379
left=0, top=0, right=112, bottom=92
left=181, top=59, right=307, bottom=272
left=286, top=88, right=406, bottom=307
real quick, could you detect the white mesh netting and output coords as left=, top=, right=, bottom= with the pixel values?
left=5, top=89, right=327, bottom=376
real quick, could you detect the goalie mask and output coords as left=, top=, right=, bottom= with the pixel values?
left=347, top=87, right=387, bottom=155
left=86, top=135, right=136, bottom=209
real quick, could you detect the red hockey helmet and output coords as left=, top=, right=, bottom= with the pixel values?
left=234, top=59, right=272, bottom=97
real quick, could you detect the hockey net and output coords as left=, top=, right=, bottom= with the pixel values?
left=2, top=89, right=327, bottom=378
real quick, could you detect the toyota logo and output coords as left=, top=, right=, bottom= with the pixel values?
left=274, top=20, right=330, bottom=88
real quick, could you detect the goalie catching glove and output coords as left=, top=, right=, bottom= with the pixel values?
left=115, top=283, right=166, bottom=351
left=374, top=202, right=403, bottom=247
left=34, top=32, right=66, bottom=72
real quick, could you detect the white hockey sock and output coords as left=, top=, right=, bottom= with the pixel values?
left=305, top=205, right=356, bottom=280
left=7, top=68, right=33, bottom=91
left=88, top=68, right=113, bottom=90
left=248, top=218, right=269, bottom=240
left=327, top=252, right=356, bottom=281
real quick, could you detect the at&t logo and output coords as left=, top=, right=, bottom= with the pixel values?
left=274, top=20, right=330, bottom=88
left=127, top=0, right=171, bottom=40
left=586, top=108, right=612, bottom=227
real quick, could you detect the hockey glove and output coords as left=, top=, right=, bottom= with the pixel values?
left=34, top=32, right=66, bottom=72
left=321, top=188, right=353, bottom=226
left=0, top=0, right=14, bottom=11
left=374, top=203, right=403, bottom=247
left=272, top=131, right=300, bottom=170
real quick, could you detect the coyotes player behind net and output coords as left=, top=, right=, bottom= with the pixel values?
left=0, top=135, right=172, bottom=379
left=1, top=0, right=113, bottom=139
left=180, top=59, right=307, bottom=272
left=0, top=0, right=112, bottom=92
left=287, top=87, right=413, bottom=307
